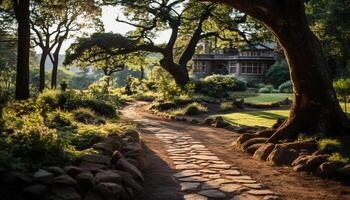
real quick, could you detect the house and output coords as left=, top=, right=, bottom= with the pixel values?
left=192, top=42, right=276, bottom=80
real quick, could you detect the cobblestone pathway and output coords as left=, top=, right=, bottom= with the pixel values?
left=132, top=116, right=282, bottom=200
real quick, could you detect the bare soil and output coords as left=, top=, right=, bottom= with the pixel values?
left=122, top=102, right=350, bottom=200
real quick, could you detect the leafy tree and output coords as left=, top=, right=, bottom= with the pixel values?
left=209, top=0, right=350, bottom=142
left=66, top=0, right=262, bottom=86
left=306, top=0, right=350, bottom=78
left=30, top=0, right=101, bottom=91
left=334, top=79, right=350, bottom=113
left=265, top=59, right=290, bottom=87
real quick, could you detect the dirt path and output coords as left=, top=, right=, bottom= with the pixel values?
left=121, top=102, right=350, bottom=200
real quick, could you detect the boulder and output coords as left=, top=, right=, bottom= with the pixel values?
left=126, top=158, right=140, bottom=169
left=131, top=152, right=150, bottom=170
left=191, top=119, right=199, bottom=124
left=51, top=175, right=78, bottom=187
left=86, top=183, right=123, bottom=200
left=50, top=187, right=81, bottom=200
left=317, top=162, right=343, bottom=177
left=204, top=118, right=214, bottom=125
left=33, top=169, right=54, bottom=184
left=112, top=170, right=143, bottom=192
left=267, top=146, right=299, bottom=166
left=23, top=184, right=48, bottom=198
left=122, top=129, right=141, bottom=143
left=77, top=154, right=111, bottom=166
left=92, top=143, right=114, bottom=156
left=241, top=138, right=267, bottom=151
left=76, top=171, right=95, bottom=192
left=79, top=161, right=107, bottom=172
left=280, top=140, right=318, bottom=154
left=245, top=143, right=263, bottom=154
left=111, top=151, right=125, bottom=164
left=337, top=164, right=350, bottom=177
left=233, top=134, right=257, bottom=149
left=0, top=172, right=33, bottom=189
left=47, top=167, right=65, bottom=176
left=116, top=158, right=144, bottom=181
left=64, top=166, right=82, bottom=177
left=107, top=133, right=122, bottom=142
left=292, top=155, right=329, bottom=172
left=212, top=117, right=230, bottom=128
left=95, top=170, right=122, bottom=184
left=253, top=143, right=276, bottom=161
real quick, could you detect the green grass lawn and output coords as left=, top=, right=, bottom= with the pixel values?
left=215, top=110, right=290, bottom=128
left=244, top=93, right=292, bottom=104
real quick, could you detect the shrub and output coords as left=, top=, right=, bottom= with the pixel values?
left=333, top=78, right=350, bottom=113
left=219, top=102, right=235, bottom=112
left=46, top=111, right=73, bottom=128
left=73, top=108, right=96, bottom=123
left=328, top=152, right=350, bottom=164
left=265, top=59, right=290, bottom=87
left=258, top=85, right=275, bottom=93
left=318, top=139, right=342, bottom=153
left=72, top=125, right=107, bottom=150
left=171, top=102, right=208, bottom=116
left=196, top=74, right=246, bottom=98
left=278, top=80, right=293, bottom=93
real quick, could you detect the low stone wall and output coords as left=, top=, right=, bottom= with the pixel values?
left=0, top=129, right=149, bottom=200
left=233, top=133, right=350, bottom=181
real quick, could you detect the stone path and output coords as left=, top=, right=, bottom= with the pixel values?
left=135, top=118, right=282, bottom=200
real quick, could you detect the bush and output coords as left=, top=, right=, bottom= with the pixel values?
left=278, top=80, right=293, bottom=93
left=265, top=59, right=290, bottom=87
left=258, top=85, right=275, bottom=93
left=219, top=102, right=235, bottom=112
left=196, top=74, right=246, bottom=98
left=72, top=125, right=107, bottom=150
left=171, top=102, right=208, bottom=116
left=318, top=139, right=342, bottom=153
left=72, top=108, right=96, bottom=123
left=328, top=153, right=350, bottom=164
left=46, top=111, right=73, bottom=128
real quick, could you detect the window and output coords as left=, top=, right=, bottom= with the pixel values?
left=247, top=66, right=252, bottom=73
left=230, top=67, right=237, bottom=74
left=241, top=66, right=246, bottom=73
left=253, top=66, right=258, bottom=74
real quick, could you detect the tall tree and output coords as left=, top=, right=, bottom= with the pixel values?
left=66, top=0, right=258, bottom=86
left=12, top=0, right=30, bottom=99
left=30, top=0, right=101, bottom=91
left=208, top=0, right=350, bottom=142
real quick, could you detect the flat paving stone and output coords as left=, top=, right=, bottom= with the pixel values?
left=248, top=189, right=275, bottom=196
left=202, top=174, right=221, bottom=179
left=179, top=176, right=209, bottom=182
left=243, top=183, right=264, bottom=189
left=181, top=182, right=200, bottom=191
left=173, top=170, right=201, bottom=178
left=208, top=164, right=232, bottom=169
left=231, top=193, right=261, bottom=200
left=184, top=194, right=208, bottom=200
left=191, top=155, right=219, bottom=160
left=199, top=189, right=226, bottom=198
left=219, top=184, right=248, bottom=193
left=221, top=170, right=241, bottom=176
left=176, top=164, right=202, bottom=170
left=200, top=169, right=217, bottom=174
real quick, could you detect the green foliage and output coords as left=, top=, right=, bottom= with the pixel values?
left=328, top=152, right=350, bottom=164
left=72, top=108, right=98, bottom=124
left=170, top=102, right=208, bottom=116
left=278, top=80, right=293, bottom=93
left=46, top=111, right=73, bottom=129
left=333, top=78, right=350, bottom=113
left=258, top=85, right=277, bottom=93
left=318, top=139, right=342, bottom=153
left=196, top=74, right=247, bottom=98
left=71, top=125, right=107, bottom=150
left=265, top=59, right=290, bottom=87
left=219, top=102, right=235, bottom=112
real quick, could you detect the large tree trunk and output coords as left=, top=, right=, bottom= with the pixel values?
left=39, top=50, right=48, bottom=92
left=213, top=0, right=350, bottom=142
left=14, top=0, right=30, bottom=100
left=160, top=58, right=190, bottom=86
left=51, top=53, right=59, bottom=89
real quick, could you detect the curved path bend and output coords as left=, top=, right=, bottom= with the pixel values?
left=121, top=102, right=350, bottom=200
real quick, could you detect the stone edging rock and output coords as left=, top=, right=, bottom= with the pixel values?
left=233, top=133, right=350, bottom=181
left=1, top=129, right=149, bottom=200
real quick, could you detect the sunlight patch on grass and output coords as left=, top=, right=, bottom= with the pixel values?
left=244, top=93, right=292, bottom=104
left=213, top=110, right=290, bottom=128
